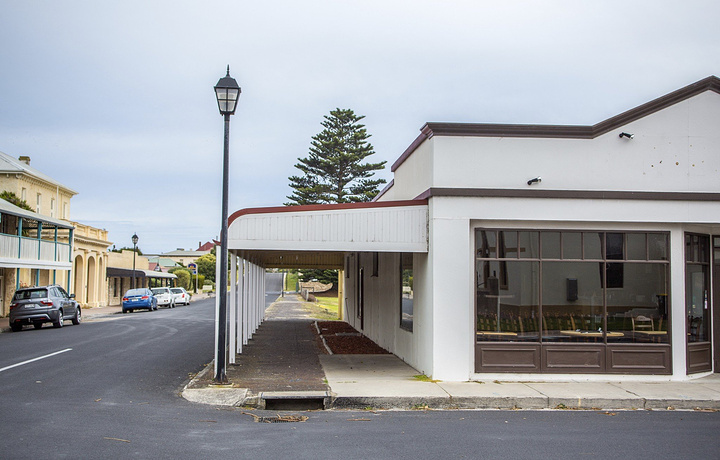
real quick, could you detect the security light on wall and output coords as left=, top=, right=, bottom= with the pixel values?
left=527, top=176, right=542, bottom=186
left=619, top=132, right=634, bottom=139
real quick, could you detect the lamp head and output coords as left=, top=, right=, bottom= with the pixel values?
left=214, top=66, right=241, bottom=115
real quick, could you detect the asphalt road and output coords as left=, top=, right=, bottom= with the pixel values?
left=0, top=297, right=718, bottom=459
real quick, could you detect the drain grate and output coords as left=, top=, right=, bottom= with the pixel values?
left=243, top=412, right=308, bottom=423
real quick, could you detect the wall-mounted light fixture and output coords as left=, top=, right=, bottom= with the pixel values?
left=527, top=176, right=542, bottom=186
left=619, top=132, right=634, bottom=139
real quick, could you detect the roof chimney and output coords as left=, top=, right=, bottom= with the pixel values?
left=18, top=156, right=31, bottom=165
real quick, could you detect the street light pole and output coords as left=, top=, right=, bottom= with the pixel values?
left=213, top=66, right=241, bottom=384
left=132, top=233, right=139, bottom=290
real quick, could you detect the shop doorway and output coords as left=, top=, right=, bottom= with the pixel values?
left=686, top=233, right=712, bottom=373
left=713, top=236, right=720, bottom=373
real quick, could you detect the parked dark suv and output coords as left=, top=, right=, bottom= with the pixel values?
left=9, top=285, right=81, bottom=331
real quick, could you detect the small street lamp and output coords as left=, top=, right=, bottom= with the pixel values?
left=131, top=233, right=139, bottom=289
left=213, top=66, right=241, bottom=384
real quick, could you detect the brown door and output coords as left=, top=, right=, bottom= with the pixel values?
left=686, top=234, right=712, bottom=374
left=713, top=237, right=719, bottom=373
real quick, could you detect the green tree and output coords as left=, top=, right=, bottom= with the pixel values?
left=286, top=108, right=386, bottom=205
left=0, top=191, right=33, bottom=212
left=169, top=268, right=191, bottom=290
left=298, top=269, right=337, bottom=286
left=196, top=253, right=216, bottom=282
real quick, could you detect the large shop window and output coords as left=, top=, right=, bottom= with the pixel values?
left=476, top=230, right=669, bottom=344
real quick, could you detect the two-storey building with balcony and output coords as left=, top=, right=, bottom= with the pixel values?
left=0, top=198, right=74, bottom=315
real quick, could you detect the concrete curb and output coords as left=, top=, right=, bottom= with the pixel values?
left=181, top=362, right=250, bottom=407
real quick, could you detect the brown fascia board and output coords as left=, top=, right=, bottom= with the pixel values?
left=391, top=76, right=720, bottom=173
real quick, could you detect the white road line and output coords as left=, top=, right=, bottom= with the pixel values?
left=0, top=348, right=73, bottom=373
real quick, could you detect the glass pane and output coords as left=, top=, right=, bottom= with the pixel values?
left=477, top=230, right=496, bottom=258
left=606, top=263, right=669, bottom=343
left=562, top=232, right=582, bottom=260
left=541, top=232, right=561, bottom=259
left=648, top=233, right=668, bottom=260
left=583, top=232, right=603, bottom=259
left=401, top=253, right=413, bottom=332
left=698, top=235, right=710, bottom=263
left=518, top=231, right=539, bottom=259
left=476, top=261, right=539, bottom=342
left=499, top=231, right=517, bottom=258
left=686, top=234, right=694, bottom=263
left=626, top=233, right=647, bottom=260
left=686, top=264, right=709, bottom=342
left=541, top=261, right=603, bottom=342
left=606, top=233, right=624, bottom=260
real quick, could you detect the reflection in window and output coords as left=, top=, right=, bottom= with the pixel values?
left=542, top=261, right=603, bottom=341
left=686, top=234, right=709, bottom=343
left=476, top=261, right=539, bottom=341
left=400, top=253, right=413, bottom=332
left=606, top=263, right=669, bottom=343
left=476, top=229, right=670, bottom=344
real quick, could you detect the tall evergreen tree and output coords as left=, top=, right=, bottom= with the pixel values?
left=286, top=108, right=386, bottom=205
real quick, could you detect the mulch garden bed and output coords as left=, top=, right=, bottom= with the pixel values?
left=314, top=321, right=390, bottom=355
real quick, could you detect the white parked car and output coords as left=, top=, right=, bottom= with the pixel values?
left=151, top=287, right=175, bottom=308
left=170, top=287, right=191, bottom=306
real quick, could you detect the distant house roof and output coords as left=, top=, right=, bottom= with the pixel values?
left=162, top=249, right=210, bottom=257
left=197, top=241, right=215, bottom=251
left=147, top=256, right=181, bottom=268
left=0, top=151, right=78, bottom=195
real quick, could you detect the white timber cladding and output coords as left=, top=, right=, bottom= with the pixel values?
left=228, top=205, right=429, bottom=252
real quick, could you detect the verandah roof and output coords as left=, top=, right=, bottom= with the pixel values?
left=226, top=200, right=428, bottom=268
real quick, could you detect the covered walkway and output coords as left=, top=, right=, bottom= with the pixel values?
left=216, top=199, right=429, bottom=376
left=224, top=295, right=328, bottom=394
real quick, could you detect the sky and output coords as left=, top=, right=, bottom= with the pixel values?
left=1, top=1, right=718, bottom=254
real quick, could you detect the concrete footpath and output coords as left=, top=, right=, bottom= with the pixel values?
left=182, top=296, right=720, bottom=411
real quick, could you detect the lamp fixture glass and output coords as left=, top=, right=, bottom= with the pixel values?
left=214, top=66, right=241, bottom=115
left=132, top=233, right=139, bottom=245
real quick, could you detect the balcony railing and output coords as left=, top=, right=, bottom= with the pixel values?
left=0, top=234, right=71, bottom=264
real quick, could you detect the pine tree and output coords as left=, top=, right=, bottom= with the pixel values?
left=286, top=108, right=386, bottom=205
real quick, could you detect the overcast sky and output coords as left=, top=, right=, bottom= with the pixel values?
left=1, top=1, right=718, bottom=254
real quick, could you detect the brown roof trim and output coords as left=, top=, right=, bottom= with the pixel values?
left=390, top=126, right=431, bottom=172
left=392, top=76, right=720, bottom=172
left=228, top=199, right=428, bottom=226
left=416, top=187, right=720, bottom=202
left=372, top=179, right=394, bottom=202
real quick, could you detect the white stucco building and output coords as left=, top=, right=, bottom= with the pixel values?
left=221, top=76, right=720, bottom=381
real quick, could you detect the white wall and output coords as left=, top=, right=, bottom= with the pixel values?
left=381, top=139, right=434, bottom=201
left=342, top=251, right=426, bottom=373
left=428, top=91, right=720, bottom=193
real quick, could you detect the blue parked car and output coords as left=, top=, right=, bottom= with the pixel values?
left=122, top=288, right=157, bottom=313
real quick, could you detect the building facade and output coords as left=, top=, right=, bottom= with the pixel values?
left=0, top=151, right=115, bottom=310
left=71, top=222, right=112, bottom=307
left=222, top=76, right=720, bottom=381
left=0, top=199, right=74, bottom=316
left=107, top=250, right=177, bottom=305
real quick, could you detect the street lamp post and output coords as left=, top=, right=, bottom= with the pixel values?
left=213, top=66, right=241, bottom=384
left=131, top=233, right=139, bottom=290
